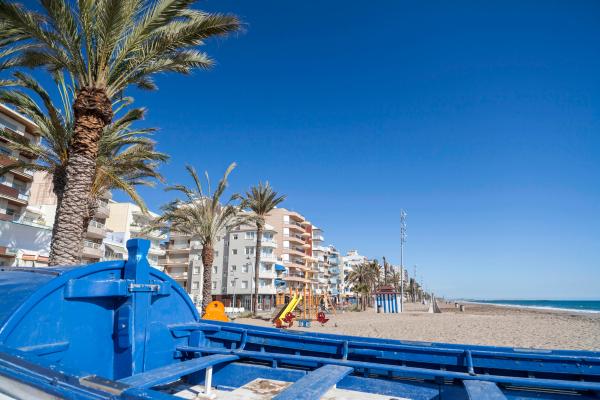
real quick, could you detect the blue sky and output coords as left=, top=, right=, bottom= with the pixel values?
left=21, top=1, right=600, bottom=298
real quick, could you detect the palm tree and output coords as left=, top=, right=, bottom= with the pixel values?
left=243, top=182, right=285, bottom=314
left=153, top=163, right=245, bottom=314
left=347, top=261, right=379, bottom=311
left=0, top=0, right=240, bottom=265
left=0, top=72, right=167, bottom=247
left=389, top=269, right=402, bottom=292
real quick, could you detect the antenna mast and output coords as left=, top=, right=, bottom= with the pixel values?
left=400, top=209, right=407, bottom=312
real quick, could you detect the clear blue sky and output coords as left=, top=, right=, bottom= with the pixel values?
left=32, top=1, right=600, bottom=298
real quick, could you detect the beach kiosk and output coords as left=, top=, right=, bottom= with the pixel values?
left=375, top=285, right=402, bottom=313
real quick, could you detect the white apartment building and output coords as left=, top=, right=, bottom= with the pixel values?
left=341, top=249, right=369, bottom=300
left=159, top=222, right=281, bottom=310
left=104, top=201, right=166, bottom=267
left=311, top=226, right=330, bottom=295
left=210, top=223, right=279, bottom=310
left=326, top=245, right=342, bottom=300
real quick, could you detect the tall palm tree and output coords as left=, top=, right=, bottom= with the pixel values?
left=0, top=0, right=240, bottom=265
left=0, top=72, right=167, bottom=246
left=243, top=182, right=285, bottom=314
left=153, top=163, right=245, bottom=314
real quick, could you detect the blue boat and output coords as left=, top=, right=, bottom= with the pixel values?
left=0, top=239, right=599, bottom=399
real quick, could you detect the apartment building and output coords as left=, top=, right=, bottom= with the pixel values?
left=159, top=232, right=193, bottom=295
left=28, top=171, right=112, bottom=263
left=0, top=104, right=46, bottom=266
left=326, top=245, right=342, bottom=300
left=311, top=226, right=331, bottom=295
left=210, top=223, right=279, bottom=310
left=104, top=201, right=166, bottom=267
left=264, top=208, right=314, bottom=293
left=341, top=249, right=369, bottom=300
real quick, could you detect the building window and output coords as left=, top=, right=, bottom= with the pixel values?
left=193, top=267, right=200, bottom=274
left=214, top=250, right=219, bottom=257
left=262, top=263, right=272, bottom=271
left=192, top=282, right=199, bottom=290
left=232, top=249, right=237, bottom=255
left=212, top=266, right=218, bottom=274
left=233, top=234, right=238, bottom=240
left=231, top=265, right=236, bottom=271
left=245, top=247, right=255, bottom=255
left=241, top=281, right=248, bottom=289
left=212, top=281, right=217, bottom=290
left=245, top=231, right=255, bottom=239
left=242, top=264, right=249, bottom=273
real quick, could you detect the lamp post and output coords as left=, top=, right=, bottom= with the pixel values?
left=231, top=271, right=238, bottom=309
left=246, top=255, right=254, bottom=312
left=400, top=209, right=407, bottom=312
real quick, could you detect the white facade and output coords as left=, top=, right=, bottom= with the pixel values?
left=341, top=249, right=368, bottom=298
left=0, top=220, right=51, bottom=266
left=104, top=201, right=166, bottom=266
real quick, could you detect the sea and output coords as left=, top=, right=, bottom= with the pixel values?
left=466, top=300, right=600, bottom=313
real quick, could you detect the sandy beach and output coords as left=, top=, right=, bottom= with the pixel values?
left=235, top=302, right=600, bottom=351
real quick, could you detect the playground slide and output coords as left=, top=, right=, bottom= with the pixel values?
left=273, top=295, right=302, bottom=324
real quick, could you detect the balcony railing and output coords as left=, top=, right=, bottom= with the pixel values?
left=89, top=220, right=105, bottom=229
left=83, top=240, right=101, bottom=249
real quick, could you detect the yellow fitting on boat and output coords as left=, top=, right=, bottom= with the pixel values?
left=202, top=301, right=229, bottom=322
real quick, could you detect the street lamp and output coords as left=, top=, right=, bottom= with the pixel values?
left=246, top=255, right=254, bottom=312
left=231, top=270, right=238, bottom=309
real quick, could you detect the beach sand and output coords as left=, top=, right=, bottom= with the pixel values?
left=234, top=302, right=600, bottom=351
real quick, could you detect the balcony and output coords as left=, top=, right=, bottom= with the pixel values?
left=82, top=240, right=102, bottom=259
left=86, top=220, right=106, bottom=239
left=0, top=154, right=34, bottom=181
left=312, top=234, right=325, bottom=242
left=95, top=200, right=110, bottom=218
left=167, top=272, right=187, bottom=281
left=284, top=234, right=305, bottom=245
left=167, top=246, right=190, bottom=254
left=158, top=257, right=189, bottom=266
left=259, top=253, right=277, bottom=262
left=283, top=274, right=309, bottom=283
left=283, top=247, right=306, bottom=258
left=0, top=183, right=28, bottom=205
left=261, top=239, right=277, bottom=248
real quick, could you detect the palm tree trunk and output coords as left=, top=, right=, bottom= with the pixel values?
left=49, top=87, right=112, bottom=265
left=201, top=242, right=214, bottom=315
left=253, top=226, right=263, bottom=315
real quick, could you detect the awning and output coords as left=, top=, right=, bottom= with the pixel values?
left=275, top=264, right=286, bottom=271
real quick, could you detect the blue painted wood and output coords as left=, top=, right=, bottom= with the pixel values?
left=192, top=322, right=600, bottom=378
left=273, top=364, right=353, bottom=400
left=178, top=346, right=600, bottom=393
left=463, top=380, right=507, bottom=400
left=118, top=354, right=239, bottom=389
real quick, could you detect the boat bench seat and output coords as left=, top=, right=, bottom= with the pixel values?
left=273, top=364, right=354, bottom=400
left=118, top=354, right=238, bottom=389
left=463, top=380, right=507, bottom=400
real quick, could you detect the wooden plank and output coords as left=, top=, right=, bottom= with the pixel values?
left=463, top=380, right=506, bottom=400
left=273, top=364, right=353, bottom=400
left=118, top=354, right=238, bottom=389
